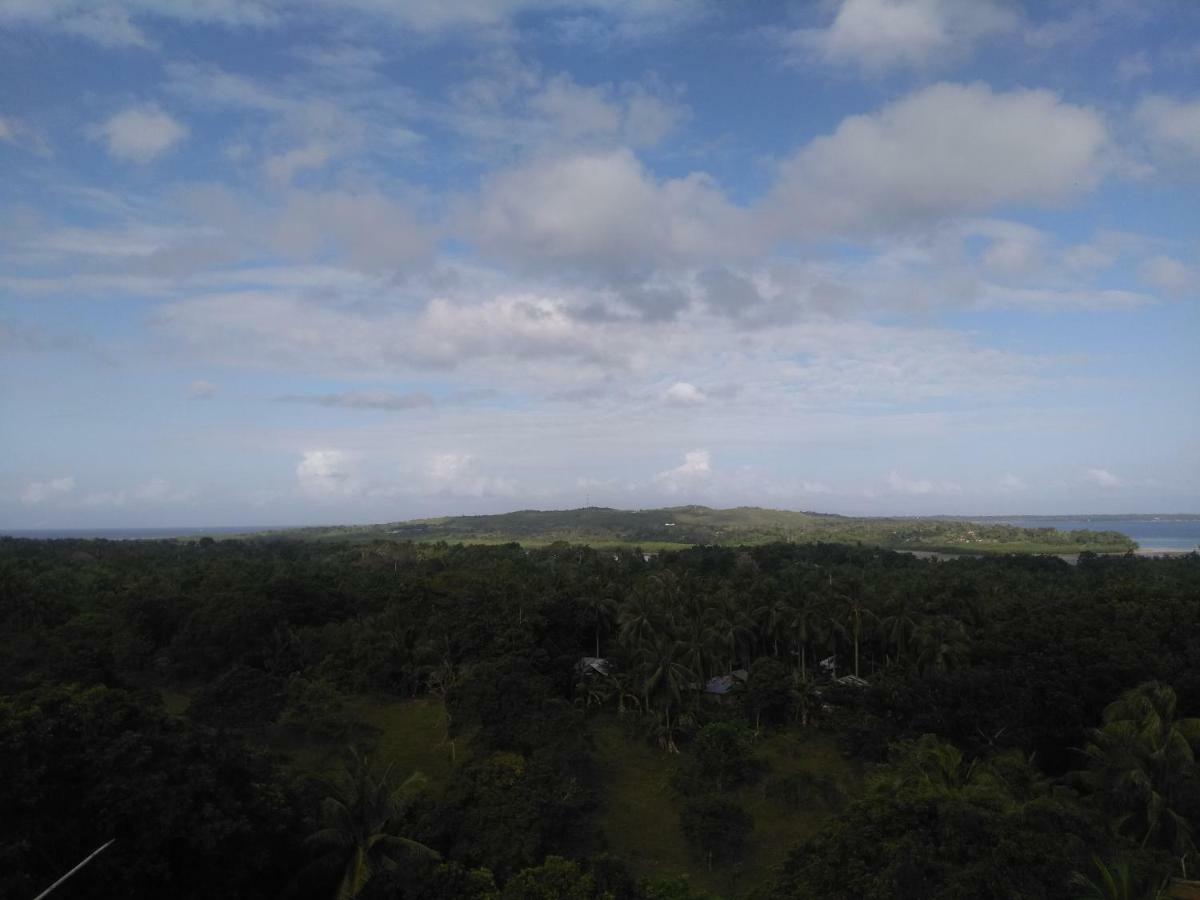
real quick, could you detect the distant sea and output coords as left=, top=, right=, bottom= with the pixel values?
left=0, top=526, right=269, bottom=540
left=984, top=517, right=1200, bottom=552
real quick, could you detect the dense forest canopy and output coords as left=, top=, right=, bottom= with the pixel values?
left=3, top=535, right=1199, bottom=899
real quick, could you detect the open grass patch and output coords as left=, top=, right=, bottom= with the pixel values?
left=592, top=717, right=860, bottom=899
left=259, top=694, right=460, bottom=783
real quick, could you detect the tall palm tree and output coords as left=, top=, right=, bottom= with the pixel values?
left=578, top=580, right=617, bottom=658
left=754, top=592, right=791, bottom=658
left=1076, top=681, right=1200, bottom=862
left=637, top=633, right=694, bottom=752
left=879, top=592, right=919, bottom=666
left=787, top=590, right=826, bottom=682
left=832, top=587, right=875, bottom=679
left=618, top=584, right=661, bottom=651
left=706, top=588, right=752, bottom=672
left=307, top=749, right=440, bottom=900
left=913, top=614, right=969, bottom=675
left=676, top=612, right=717, bottom=685
left=1070, top=856, right=1170, bottom=900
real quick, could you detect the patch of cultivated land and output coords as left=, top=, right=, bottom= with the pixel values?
left=593, top=718, right=861, bottom=899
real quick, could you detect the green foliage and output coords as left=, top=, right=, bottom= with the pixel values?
left=281, top=674, right=354, bottom=739
left=1075, top=682, right=1200, bottom=862
left=0, top=683, right=301, bottom=900
left=187, top=662, right=287, bottom=728
left=745, top=656, right=792, bottom=728
left=263, top=505, right=1138, bottom=555
left=305, top=749, right=438, bottom=900
left=679, top=796, right=754, bottom=869
left=3, top=534, right=1200, bottom=898
left=682, top=722, right=760, bottom=792
left=501, top=856, right=612, bottom=900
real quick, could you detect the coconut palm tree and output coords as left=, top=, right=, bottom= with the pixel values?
left=618, top=584, right=661, bottom=651
left=1076, top=682, right=1200, bottom=863
left=787, top=590, right=826, bottom=682
left=307, top=749, right=440, bottom=900
left=754, top=592, right=791, bottom=658
left=1070, top=856, right=1170, bottom=900
left=706, top=588, right=753, bottom=672
left=676, top=612, right=717, bottom=684
left=913, top=614, right=969, bottom=675
left=636, top=633, right=694, bottom=752
left=879, top=592, right=920, bottom=666
left=832, top=587, right=875, bottom=679
left=578, top=580, right=617, bottom=658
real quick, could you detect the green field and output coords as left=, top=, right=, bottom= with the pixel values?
left=594, top=718, right=861, bottom=899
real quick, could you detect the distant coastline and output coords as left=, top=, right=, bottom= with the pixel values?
left=0, top=526, right=274, bottom=540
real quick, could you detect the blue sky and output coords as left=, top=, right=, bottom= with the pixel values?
left=1, top=0, right=1198, bottom=527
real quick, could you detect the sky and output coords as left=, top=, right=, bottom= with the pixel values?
left=1, top=0, right=1198, bottom=528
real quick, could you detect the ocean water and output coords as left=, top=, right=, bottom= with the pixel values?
left=990, top=518, right=1200, bottom=552
left=0, top=526, right=270, bottom=541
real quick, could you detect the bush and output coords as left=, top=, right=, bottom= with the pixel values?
left=679, top=796, right=753, bottom=869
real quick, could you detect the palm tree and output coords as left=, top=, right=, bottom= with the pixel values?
left=676, top=612, right=717, bottom=685
left=1076, top=682, right=1200, bottom=863
left=578, top=581, right=617, bottom=658
left=706, top=588, right=752, bottom=672
left=787, top=590, right=826, bottom=682
left=307, top=749, right=440, bottom=900
left=872, top=734, right=1027, bottom=808
left=618, top=584, right=660, bottom=651
left=879, top=592, right=919, bottom=666
left=636, top=633, right=694, bottom=752
left=754, top=592, right=791, bottom=658
left=832, top=587, right=875, bottom=679
left=1070, top=856, right=1170, bottom=900
left=913, top=614, right=969, bottom=675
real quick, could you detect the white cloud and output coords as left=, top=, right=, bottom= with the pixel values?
left=472, top=148, right=750, bottom=275
left=1135, top=95, right=1200, bottom=159
left=769, top=83, right=1109, bottom=237
left=664, top=381, right=706, bottom=406
left=653, top=449, right=712, bottom=494
left=1085, top=467, right=1122, bottom=488
left=297, top=450, right=362, bottom=497
left=132, top=477, right=196, bottom=503
left=82, top=490, right=128, bottom=508
left=59, top=5, right=152, bottom=47
left=792, top=0, right=1017, bottom=71
left=78, top=478, right=196, bottom=506
left=279, top=391, right=435, bottom=411
left=423, top=453, right=516, bottom=498
left=263, top=142, right=335, bottom=181
left=92, top=106, right=188, bottom=163
left=20, top=476, right=76, bottom=505
left=998, top=473, right=1027, bottom=492
left=886, top=471, right=961, bottom=495
left=1140, top=255, right=1193, bottom=296
left=0, top=115, right=50, bottom=155
left=1063, top=243, right=1116, bottom=272
left=187, top=380, right=218, bottom=399
left=1116, top=52, right=1152, bottom=83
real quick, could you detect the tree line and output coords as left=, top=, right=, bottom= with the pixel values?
left=2, top=536, right=1199, bottom=898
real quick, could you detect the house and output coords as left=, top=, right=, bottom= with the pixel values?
left=576, top=656, right=611, bottom=677
left=703, top=669, right=749, bottom=696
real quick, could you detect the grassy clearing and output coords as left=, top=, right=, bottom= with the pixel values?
left=592, top=717, right=861, bottom=899
left=259, top=695, right=460, bottom=783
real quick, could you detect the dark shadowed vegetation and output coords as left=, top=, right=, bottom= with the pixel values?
left=2, top=535, right=1198, bottom=898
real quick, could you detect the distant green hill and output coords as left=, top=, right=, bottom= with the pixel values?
left=259, top=505, right=1137, bottom=554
